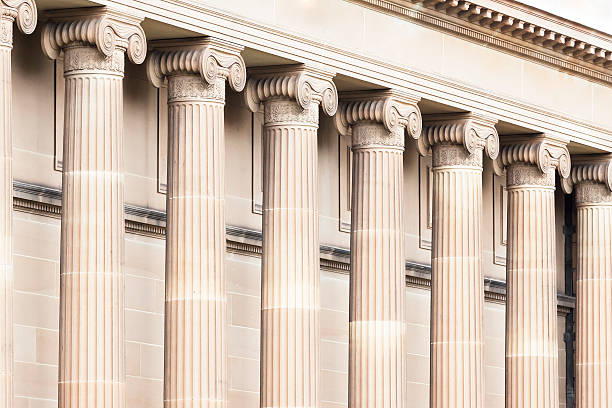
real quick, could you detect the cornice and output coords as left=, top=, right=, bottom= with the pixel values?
left=335, top=89, right=422, bottom=140
left=146, top=37, right=246, bottom=92
left=490, top=0, right=611, bottom=45
left=562, top=153, right=612, bottom=194
left=41, top=6, right=147, bottom=64
left=244, top=64, right=338, bottom=117
left=418, top=112, right=499, bottom=159
left=494, top=134, right=571, bottom=181
left=351, top=0, right=612, bottom=85
left=1, top=0, right=37, bottom=35
left=11, top=180, right=575, bottom=314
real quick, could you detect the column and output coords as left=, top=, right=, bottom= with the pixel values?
left=335, top=90, right=421, bottom=408
left=146, top=38, right=246, bottom=408
left=0, top=1, right=36, bottom=407
left=495, top=136, right=571, bottom=408
left=41, top=8, right=146, bottom=408
left=418, top=114, right=499, bottom=408
left=563, top=155, right=612, bottom=408
left=244, top=66, right=337, bottom=408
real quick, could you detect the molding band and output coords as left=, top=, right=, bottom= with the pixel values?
left=11, top=180, right=575, bottom=313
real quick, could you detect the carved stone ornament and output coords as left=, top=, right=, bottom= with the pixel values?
left=41, top=7, right=147, bottom=65
left=417, top=113, right=499, bottom=160
left=334, top=89, right=422, bottom=147
left=493, top=135, right=571, bottom=182
left=244, top=64, right=338, bottom=117
left=1, top=0, right=37, bottom=36
left=146, top=37, right=246, bottom=92
left=561, top=154, right=612, bottom=196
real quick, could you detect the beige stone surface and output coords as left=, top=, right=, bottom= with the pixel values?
left=335, top=90, right=421, bottom=408
left=147, top=37, right=246, bottom=408
left=12, top=212, right=59, bottom=408
left=58, top=43, right=128, bottom=406
left=484, top=303, right=505, bottom=408
left=224, top=90, right=259, bottom=231
left=402, top=142, right=431, bottom=266
left=498, top=136, right=570, bottom=408
left=11, top=29, right=58, bottom=190
left=505, top=173, right=559, bottom=407
left=244, top=65, right=337, bottom=408
left=7, top=214, right=574, bottom=408
left=123, top=61, right=162, bottom=211
left=3, top=2, right=608, bottom=407
left=419, top=114, right=498, bottom=408
left=0, top=4, right=36, bottom=404
left=568, top=158, right=612, bottom=408
left=40, top=8, right=147, bottom=408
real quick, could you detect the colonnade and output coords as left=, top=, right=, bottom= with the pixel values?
left=0, top=4, right=610, bottom=408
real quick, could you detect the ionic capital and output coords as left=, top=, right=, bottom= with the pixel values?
left=41, top=7, right=146, bottom=64
left=334, top=89, right=421, bottom=148
left=493, top=135, right=571, bottom=180
left=561, top=154, right=612, bottom=196
left=417, top=113, right=499, bottom=160
left=146, top=37, right=246, bottom=92
left=244, top=64, right=338, bottom=117
left=1, top=0, right=36, bottom=36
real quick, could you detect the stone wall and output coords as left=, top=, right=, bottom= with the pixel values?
left=9, top=20, right=571, bottom=408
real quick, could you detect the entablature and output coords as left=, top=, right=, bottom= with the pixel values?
left=29, top=0, right=612, bottom=154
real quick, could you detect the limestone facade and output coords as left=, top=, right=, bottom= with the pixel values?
left=1, top=1, right=611, bottom=408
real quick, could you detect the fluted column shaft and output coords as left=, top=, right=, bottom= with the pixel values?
left=505, top=163, right=559, bottom=408
left=59, top=44, right=126, bottom=408
left=575, top=182, right=612, bottom=408
left=0, top=13, right=13, bottom=408
left=260, top=98, right=320, bottom=408
left=164, top=74, right=227, bottom=408
left=430, top=144, right=484, bottom=408
left=349, top=123, right=405, bottom=408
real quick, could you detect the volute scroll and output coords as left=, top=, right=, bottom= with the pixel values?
left=146, top=37, right=246, bottom=92
left=334, top=89, right=422, bottom=147
left=417, top=113, right=499, bottom=160
left=244, top=64, right=338, bottom=117
left=493, top=135, right=571, bottom=182
left=41, top=7, right=147, bottom=64
left=1, top=0, right=37, bottom=35
left=561, top=154, right=612, bottom=195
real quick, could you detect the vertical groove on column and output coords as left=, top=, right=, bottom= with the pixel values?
left=0, top=19, right=13, bottom=408
left=430, top=145, right=484, bottom=408
left=261, top=101, right=319, bottom=408
left=349, top=143, right=405, bottom=408
left=575, top=183, right=612, bottom=408
left=59, top=46, right=125, bottom=408
left=505, top=164, right=559, bottom=408
left=165, top=75, right=227, bottom=408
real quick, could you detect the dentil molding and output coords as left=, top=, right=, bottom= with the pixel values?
left=41, top=6, right=147, bottom=65
left=351, top=0, right=612, bottom=85
left=146, top=37, right=246, bottom=92
left=334, top=89, right=422, bottom=147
